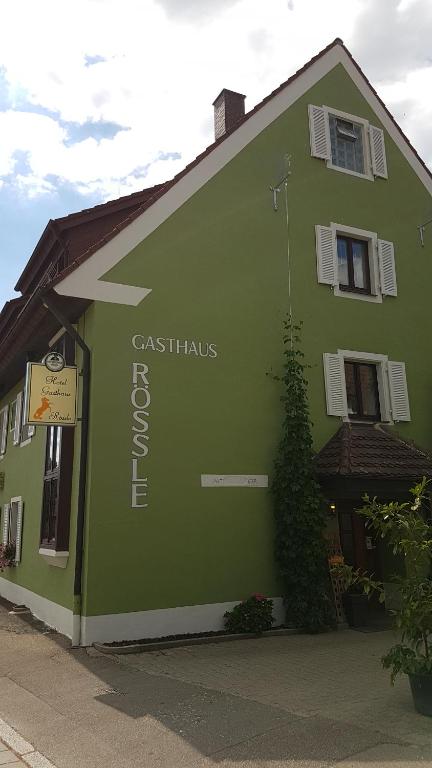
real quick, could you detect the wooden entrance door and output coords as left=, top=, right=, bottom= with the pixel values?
left=338, top=501, right=384, bottom=614
left=338, top=502, right=383, bottom=577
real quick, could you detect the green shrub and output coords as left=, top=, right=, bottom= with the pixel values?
left=224, top=594, right=274, bottom=634
left=271, top=319, right=335, bottom=632
left=0, top=541, right=15, bottom=571
left=332, top=479, right=432, bottom=684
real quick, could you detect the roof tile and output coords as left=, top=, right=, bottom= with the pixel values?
left=315, top=423, right=432, bottom=480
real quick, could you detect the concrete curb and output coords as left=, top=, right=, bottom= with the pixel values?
left=0, top=719, right=57, bottom=768
left=94, top=626, right=300, bottom=654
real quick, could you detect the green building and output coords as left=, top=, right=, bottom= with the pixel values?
left=1, top=38, right=432, bottom=644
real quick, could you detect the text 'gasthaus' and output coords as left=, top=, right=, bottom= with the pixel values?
left=132, top=335, right=217, bottom=358
left=131, top=362, right=150, bottom=508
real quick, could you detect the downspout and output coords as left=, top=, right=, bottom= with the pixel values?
left=40, top=290, right=90, bottom=647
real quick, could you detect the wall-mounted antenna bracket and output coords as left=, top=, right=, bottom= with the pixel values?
left=270, top=156, right=292, bottom=211
left=418, top=218, right=432, bottom=246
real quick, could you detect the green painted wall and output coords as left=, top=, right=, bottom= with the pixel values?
left=0, top=378, right=78, bottom=610
left=0, top=314, right=92, bottom=612
left=2, top=62, right=432, bottom=622
left=80, top=63, right=432, bottom=617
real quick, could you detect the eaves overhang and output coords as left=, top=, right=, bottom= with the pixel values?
left=0, top=291, right=89, bottom=399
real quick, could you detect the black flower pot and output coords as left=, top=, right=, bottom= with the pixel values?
left=342, top=593, right=369, bottom=628
left=409, top=673, right=432, bottom=717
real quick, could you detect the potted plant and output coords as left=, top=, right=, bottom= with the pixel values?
left=333, top=478, right=432, bottom=717
left=0, top=541, right=16, bottom=571
left=341, top=582, right=370, bottom=628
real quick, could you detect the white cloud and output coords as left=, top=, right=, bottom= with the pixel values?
left=0, top=0, right=430, bottom=203
left=351, top=0, right=432, bottom=81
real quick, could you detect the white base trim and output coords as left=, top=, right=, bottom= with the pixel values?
left=0, top=579, right=285, bottom=647
left=0, top=577, right=73, bottom=639
left=81, top=597, right=285, bottom=646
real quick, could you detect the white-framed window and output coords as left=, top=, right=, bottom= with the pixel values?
left=309, top=105, right=388, bottom=181
left=323, top=350, right=410, bottom=424
left=0, top=406, right=8, bottom=458
left=9, top=392, right=35, bottom=448
left=316, top=223, right=397, bottom=302
left=9, top=399, right=18, bottom=435
left=1, top=497, right=24, bottom=564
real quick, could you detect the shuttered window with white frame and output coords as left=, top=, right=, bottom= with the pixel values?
left=323, top=353, right=348, bottom=417
left=12, top=392, right=22, bottom=446
left=0, top=406, right=8, bottom=456
left=1, top=499, right=24, bottom=563
left=377, top=239, right=397, bottom=296
left=308, top=105, right=330, bottom=160
left=2, top=504, right=9, bottom=546
left=316, top=226, right=337, bottom=285
left=369, top=125, right=388, bottom=179
left=388, top=361, right=410, bottom=422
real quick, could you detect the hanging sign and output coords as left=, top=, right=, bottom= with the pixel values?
left=24, top=361, right=78, bottom=426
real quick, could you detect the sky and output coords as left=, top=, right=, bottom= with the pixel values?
left=1, top=0, right=432, bottom=307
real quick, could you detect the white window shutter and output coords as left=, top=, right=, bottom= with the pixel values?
left=2, top=504, right=10, bottom=546
left=0, top=406, right=8, bottom=455
left=323, top=354, right=348, bottom=417
left=14, top=501, right=23, bottom=564
left=308, top=105, right=330, bottom=160
left=388, top=361, right=410, bottom=422
left=369, top=125, right=388, bottom=178
left=28, top=425, right=36, bottom=437
left=378, top=239, right=397, bottom=296
left=13, top=392, right=22, bottom=445
left=316, top=226, right=337, bottom=285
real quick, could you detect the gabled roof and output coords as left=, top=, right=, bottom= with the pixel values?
left=51, top=37, right=432, bottom=307
left=15, top=183, right=165, bottom=296
left=315, top=423, right=432, bottom=481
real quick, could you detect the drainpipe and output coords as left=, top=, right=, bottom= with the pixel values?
left=40, top=290, right=90, bottom=647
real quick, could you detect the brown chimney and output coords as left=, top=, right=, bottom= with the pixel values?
left=212, top=89, right=246, bottom=140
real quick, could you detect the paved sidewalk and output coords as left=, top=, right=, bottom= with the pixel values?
left=0, top=718, right=57, bottom=768
left=0, top=739, right=23, bottom=767
left=0, top=600, right=431, bottom=766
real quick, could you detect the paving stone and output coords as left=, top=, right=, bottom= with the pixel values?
left=330, top=741, right=432, bottom=767
left=21, top=752, right=57, bottom=768
left=0, top=751, right=23, bottom=765
left=206, top=714, right=386, bottom=767
left=1, top=603, right=431, bottom=768
left=0, top=721, right=33, bottom=756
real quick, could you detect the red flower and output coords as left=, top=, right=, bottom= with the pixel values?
left=252, top=593, right=266, bottom=601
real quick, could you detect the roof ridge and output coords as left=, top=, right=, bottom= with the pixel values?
left=53, top=182, right=166, bottom=224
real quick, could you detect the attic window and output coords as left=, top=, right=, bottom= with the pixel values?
left=329, top=114, right=365, bottom=174
left=309, top=104, right=388, bottom=180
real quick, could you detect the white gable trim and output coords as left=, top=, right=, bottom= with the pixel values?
left=54, top=44, right=432, bottom=306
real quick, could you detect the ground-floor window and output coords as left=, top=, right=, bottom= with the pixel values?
left=39, top=334, right=75, bottom=552
left=1, top=497, right=24, bottom=564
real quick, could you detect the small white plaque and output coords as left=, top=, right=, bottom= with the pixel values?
left=201, top=474, right=268, bottom=488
